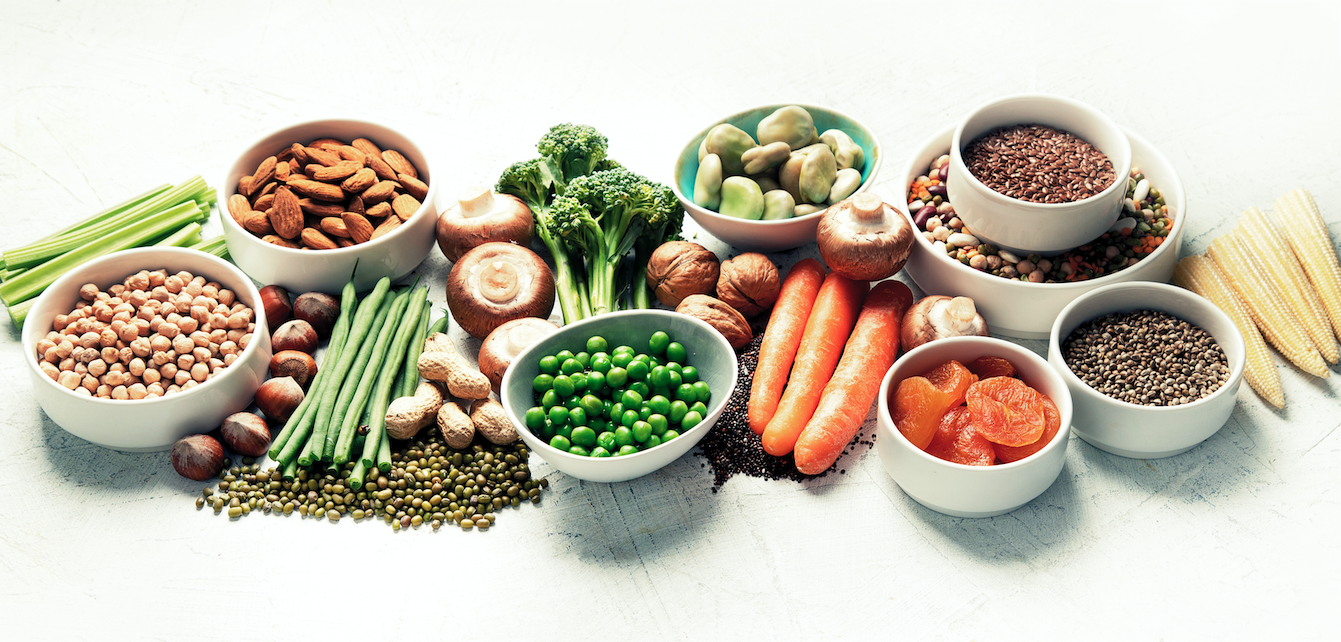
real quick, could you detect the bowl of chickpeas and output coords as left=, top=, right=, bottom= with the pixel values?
left=23, top=247, right=272, bottom=451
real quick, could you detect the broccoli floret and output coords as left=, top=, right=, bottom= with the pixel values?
left=494, top=159, right=551, bottom=212
left=537, top=123, right=608, bottom=194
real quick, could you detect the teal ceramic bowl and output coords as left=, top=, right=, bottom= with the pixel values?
left=671, top=104, right=882, bottom=252
left=499, top=310, right=739, bottom=483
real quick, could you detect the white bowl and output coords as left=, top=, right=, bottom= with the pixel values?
left=23, top=247, right=272, bottom=452
left=875, top=336, right=1072, bottom=518
left=500, top=310, right=738, bottom=483
left=897, top=124, right=1186, bottom=339
left=948, top=94, right=1132, bottom=255
left=220, top=118, right=439, bottom=294
left=1047, top=282, right=1246, bottom=459
left=671, top=103, right=882, bottom=252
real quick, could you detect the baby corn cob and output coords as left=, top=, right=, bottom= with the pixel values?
left=1174, top=255, right=1284, bottom=408
left=1207, top=234, right=1329, bottom=377
left=1272, top=188, right=1341, bottom=342
left=1234, top=207, right=1339, bottom=364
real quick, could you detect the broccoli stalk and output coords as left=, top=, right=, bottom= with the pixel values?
left=495, top=159, right=590, bottom=323
left=631, top=184, right=683, bottom=310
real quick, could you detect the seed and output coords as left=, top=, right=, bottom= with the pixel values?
left=963, top=124, right=1116, bottom=204
left=1062, top=309, right=1229, bottom=406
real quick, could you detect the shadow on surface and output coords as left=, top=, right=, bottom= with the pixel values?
left=35, top=406, right=185, bottom=496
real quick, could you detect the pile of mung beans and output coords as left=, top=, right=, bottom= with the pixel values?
left=908, top=154, right=1174, bottom=282
left=195, top=431, right=547, bottom=531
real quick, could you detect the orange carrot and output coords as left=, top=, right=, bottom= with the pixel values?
left=748, top=258, right=827, bottom=435
left=793, top=281, right=914, bottom=474
left=760, top=272, right=869, bottom=456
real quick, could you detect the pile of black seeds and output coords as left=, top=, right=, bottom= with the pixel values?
left=963, top=124, right=1116, bottom=203
left=693, top=332, right=875, bottom=491
left=1062, top=309, right=1230, bottom=406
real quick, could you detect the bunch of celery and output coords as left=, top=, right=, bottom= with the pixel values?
left=0, top=177, right=219, bottom=329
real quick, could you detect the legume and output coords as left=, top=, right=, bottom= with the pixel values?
left=1062, top=309, right=1229, bottom=406
left=963, top=124, right=1116, bottom=203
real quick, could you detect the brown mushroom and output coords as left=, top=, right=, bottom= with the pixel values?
left=436, top=185, right=535, bottom=263
left=900, top=295, right=989, bottom=352
left=479, top=317, right=560, bottom=395
left=445, top=242, right=556, bottom=339
left=815, top=192, right=914, bottom=281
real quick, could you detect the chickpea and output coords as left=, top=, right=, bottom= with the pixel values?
left=78, top=283, right=100, bottom=301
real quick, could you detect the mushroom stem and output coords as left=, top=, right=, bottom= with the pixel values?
left=938, top=297, right=982, bottom=333
left=851, top=192, right=884, bottom=220
left=458, top=185, right=496, bottom=218
left=480, top=260, right=521, bottom=303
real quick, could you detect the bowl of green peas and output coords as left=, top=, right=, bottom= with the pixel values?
left=500, top=309, right=739, bottom=483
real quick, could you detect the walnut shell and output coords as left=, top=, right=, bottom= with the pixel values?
left=675, top=294, right=752, bottom=349
left=645, top=241, right=720, bottom=307
left=716, top=253, right=780, bottom=317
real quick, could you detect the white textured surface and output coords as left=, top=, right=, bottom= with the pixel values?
left=2, top=2, right=1339, bottom=640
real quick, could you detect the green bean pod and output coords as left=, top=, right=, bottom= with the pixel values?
left=353, top=286, right=428, bottom=467
left=269, top=280, right=356, bottom=460
left=310, top=277, right=391, bottom=461
left=327, top=289, right=405, bottom=462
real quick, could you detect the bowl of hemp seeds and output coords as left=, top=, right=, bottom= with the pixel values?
left=1047, top=281, right=1246, bottom=459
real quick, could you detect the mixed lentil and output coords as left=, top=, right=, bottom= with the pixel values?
left=1062, top=309, right=1230, bottom=406
left=962, top=124, right=1116, bottom=203
left=195, top=432, right=547, bottom=531
left=909, top=154, right=1174, bottom=282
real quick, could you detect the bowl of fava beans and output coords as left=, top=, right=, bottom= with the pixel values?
left=1048, top=281, right=1246, bottom=459
left=500, top=309, right=738, bottom=483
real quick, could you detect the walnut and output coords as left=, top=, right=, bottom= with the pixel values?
left=675, top=294, right=752, bottom=349
left=645, top=241, right=720, bottom=307
left=716, top=253, right=780, bottom=317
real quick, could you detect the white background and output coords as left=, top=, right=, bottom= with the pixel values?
left=2, top=1, right=1339, bottom=640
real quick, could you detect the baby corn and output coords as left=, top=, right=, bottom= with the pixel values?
left=1234, top=207, right=1339, bottom=364
left=1272, top=188, right=1341, bottom=342
left=1174, top=255, right=1284, bottom=408
left=1207, top=234, right=1329, bottom=378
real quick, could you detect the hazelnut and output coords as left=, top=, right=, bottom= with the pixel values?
left=645, top=241, right=720, bottom=307
left=716, top=253, right=780, bottom=317
left=675, top=294, right=752, bottom=349
left=221, top=412, right=272, bottom=457
left=171, top=434, right=226, bottom=481
left=271, top=319, right=319, bottom=354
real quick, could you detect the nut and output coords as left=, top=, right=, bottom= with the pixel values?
left=716, top=252, right=780, bottom=317
left=418, top=344, right=491, bottom=400
left=470, top=398, right=518, bottom=444
left=220, top=411, right=272, bottom=457
left=171, top=434, right=226, bottom=481
left=385, top=381, right=444, bottom=440
left=254, top=376, right=304, bottom=423
left=437, top=401, right=475, bottom=449
left=258, top=284, right=292, bottom=327
left=269, top=350, right=318, bottom=389
left=272, top=319, right=319, bottom=354
left=269, top=186, right=303, bottom=239
left=645, top=241, right=721, bottom=307
left=292, top=292, right=340, bottom=339
left=675, top=294, right=752, bottom=349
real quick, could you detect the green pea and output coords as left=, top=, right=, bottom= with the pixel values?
left=648, top=395, right=671, bottom=415
left=602, top=398, right=614, bottom=417
left=596, top=431, right=617, bottom=451
left=681, top=411, right=703, bottom=430
left=680, top=366, right=699, bottom=383
left=591, top=351, right=610, bottom=363
left=631, top=420, right=652, bottom=443
left=692, top=381, right=712, bottom=404
left=665, top=362, right=682, bottom=374
left=547, top=406, right=569, bottom=427
left=629, top=381, right=650, bottom=399
left=613, top=345, right=635, bottom=356
left=606, top=366, right=628, bottom=388
left=586, top=336, right=609, bottom=353
left=650, top=365, right=671, bottom=389
left=590, top=355, right=612, bottom=373
left=555, top=349, right=575, bottom=363
left=591, top=447, right=612, bottom=458
left=538, top=356, right=560, bottom=376
left=648, top=414, right=668, bottom=436
left=552, top=375, right=575, bottom=398
left=589, top=417, right=607, bottom=433
left=555, top=423, right=573, bottom=440
left=585, top=369, right=606, bottom=393
left=568, top=445, right=591, bottom=457
left=533, top=374, right=554, bottom=393
left=689, top=401, right=708, bottom=417
left=634, top=353, right=652, bottom=365
left=663, top=429, right=680, bottom=442
left=666, top=342, right=686, bottom=363
left=560, top=358, right=583, bottom=375
left=580, top=394, right=604, bottom=417
left=570, top=372, right=588, bottom=392
left=675, top=383, right=697, bottom=403
left=613, top=426, right=633, bottom=447
left=564, top=395, right=581, bottom=410
left=609, top=402, right=625, bottom=420
left=549, top=435, right=571, bottom=451
left=648, top=331, right=670, bottom=355
left=525, top=407, right=546, bottom=430
left=667, top=370, right=683, bottom=391
left=621, top=409, right=639, bottom=428
left=621, top=389, right=643, bottom=408
left=568, top=407, right=588, bottom=426
left=617, top=445, right=639, bottom=456
left=574, top=351, right=591, bottom=368
left=538, top=421, right=555, bottom=440
left=626, top=360, right=650, bottom=381
left=638, top=405, right=653, bottom=421
left=644, top=435, right=662, bottom=449
left=669, top=400, right=689, bottom=424
left=611, top=352, right=634, bottom=368
left=541, top=389, right=559, bottom=410
left=570, top=426, right=597, bottom=448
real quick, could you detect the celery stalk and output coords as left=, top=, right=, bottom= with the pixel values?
left=189, top=236, right=231, bottom=260
left=0, top=183, right=172, bottom=268
left=155, top=222, right=203, bottom=248
left=6, top=298, right=34, bottom=329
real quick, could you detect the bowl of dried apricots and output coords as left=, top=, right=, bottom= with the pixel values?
left=875, top=336, right=1072, bottom=518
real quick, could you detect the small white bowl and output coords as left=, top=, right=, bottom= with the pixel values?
left=23, top=247, right=272, bottom=452
left=896, top=124, right=1186, bottom=339
left=220, top=118, right=439, bottom=294
left=875, top=336, right=1072, bottom=518
left=948, top=94, right=1132, bottom=255
left=500, top=310, right=738, bottom=483
left=1047, top=282, right=1246, bottom=459
left=671, top=103, right=882, bottom=252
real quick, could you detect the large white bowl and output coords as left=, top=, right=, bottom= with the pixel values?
left=897, top=124, right=1186, bottom=339
left=220, top=118, right=439, bottom=294
left=671, top=103, right=882, bottom=252
left=948, top=94, right=1132, bottom=255
left=875, top=336, right=1072, bottom=518
left=22, top=247, right=272, bottom=452
left=1048, top=282, right=1246, bottom=459
left=500, top=310, right=738, bottom=483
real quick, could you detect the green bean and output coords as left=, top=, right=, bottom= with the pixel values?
left=343, top=286, right=426, bottom=465
left=393, top=301, right=435, bottom=400
left=329, top=288, right=408, bottom=462
left=270, top=280, right=356, bottom=461
left=310, top=277, right=391, bottom=461
left=376, top=426, right=393, bottom=472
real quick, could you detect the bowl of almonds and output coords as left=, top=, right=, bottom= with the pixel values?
left=220, top=119, right=438, bottom=294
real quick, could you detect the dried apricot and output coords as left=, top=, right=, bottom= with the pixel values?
left=965, top=376, right=1046, bottom=447
left=922, top=360, right=978, bottom=406
left=926, top=406, right=996, bottom=466
left=965, top=355, right=1017, bottom=380
left=890, top=376, right=952, bottom=450
left=994, top=394, right=1060, bottom=463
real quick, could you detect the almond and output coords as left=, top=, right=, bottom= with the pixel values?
left=301, top=227, right=339, bottom=250
left=367, top=154, right=398, bottom=182
left=336, top=237, right=356, bottom=248
left=365, top=201, right=392, bottom=219
left=251, top=156, right=278, bottom=189
left=337, top=145, right=366, bottom=163
left=351, top=138, right=382, bottom=157
left=341, top=168, right=377, bottom=193
left=360, top=180, right=398, bottom=204
left=392, top=193, right=421, bottom=221
left=346, top=195, right=365, bottom=215
left=320, top=217, right=351, bottom=238
left=287, top=179, right=345, bottom=202
left=227, top=194, right=251, bottom=223
left=310, top=161, right=363, bottom=182
left=269, top=186, right=304, bottom=239
left=238, top=175, right=257, bottom=197
left=262, top=235, right=300, bottom=249
left=397, top=173, right=429, bottom=201
left=342, top=212, right=374, bottom=244
left=249, top=180, right=277, bottom=207
left=299, top=198, right=345, bottom=218
left=243, top=210, right=274, bottom=236
left=381, top=150, right=417, bottom=179
left=309, top=138, right=345, bottom=151
left=290, top=143, right=311, bottom=165
left=304, top=146, right=342, bottom=167
left=274, top=159, right=291, bottom=181
left=252, top=192, right=276, bottom=212
left=371, top=215, right=401, bottom=240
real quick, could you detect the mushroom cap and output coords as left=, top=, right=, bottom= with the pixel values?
left=436, top=187, right=535, bottom=263
left=445, top=242, right=555, bottom=339
left=900, top=295, right=989, bottom=353
left=816, top=193, right=913, bottom=281
left=478, top=317, right=560, bottom=395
